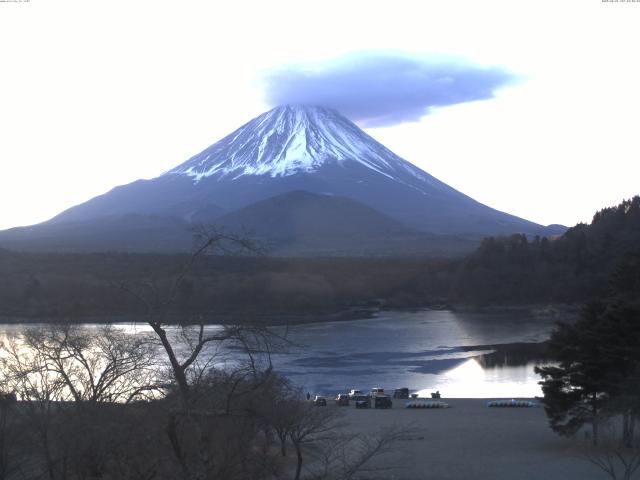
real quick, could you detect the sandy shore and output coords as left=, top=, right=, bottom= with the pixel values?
left=330, top=398, right=602, bottom=480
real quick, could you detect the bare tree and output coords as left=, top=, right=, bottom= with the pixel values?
left=115, top=228, right=300, bottom=480
left=118, top=227, right=273, bottom=406
left=1, top=323, right=165, bottom=480
left=1, top=334, right=71, bottom=480
left=0, top=393, right=22, bottom=480
left=21, top=324, right=161, bottom=405
left=280, top=401, right=412, bottom=480
left=252, top=375, right=301, bottom=457
left=581, top=422, right=640, bottom=480
left=288, top=403, right=343, bottom=480
left=311, top=424, right=414, bottom=480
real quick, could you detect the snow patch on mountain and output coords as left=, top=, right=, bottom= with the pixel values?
left=165, top=105, right=442, bottom=190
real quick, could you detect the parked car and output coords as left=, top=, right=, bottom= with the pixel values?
left=314, top=395, right=327, bottom=406
left=374, top=395, right=393, bottom=409
left=370, top=387, right=385, bottom=397
left=354, top=395, right=371, bottom=408
left=393, top=388, right=409, bottom=399
left=348, top=389, right=363, bottom=399
left=335, top=393, right=350, bottom=406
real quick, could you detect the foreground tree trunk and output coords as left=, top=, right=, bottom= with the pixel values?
left=622, top=411, right=637, bottom=448
left=593, top=393, right=599, bottom=446
left=294, top=444, right=303, bottom=480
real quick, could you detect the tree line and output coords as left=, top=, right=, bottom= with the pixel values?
left=0, top=251, right=454, bottom=321
left=1, top=196, right=639, bottom=321
left=532, top=199, right=640, bottom=479
left=453, top=196, right=640, bottom=304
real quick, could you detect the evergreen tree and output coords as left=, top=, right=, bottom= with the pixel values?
left=535, top=303, right=611, bottom=444
left=536, top=301, right=640, bottom=445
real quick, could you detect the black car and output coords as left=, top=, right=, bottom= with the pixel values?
left=393, top=388, right=409, bottom=399
left=374, top=395, right=393, bottom=409
left=353, top=395, right=371, bottom=408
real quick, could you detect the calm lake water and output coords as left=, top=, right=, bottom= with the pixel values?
left=268, top=309, right=559, bottom=398
left=0, top=309, right=565, bottom=398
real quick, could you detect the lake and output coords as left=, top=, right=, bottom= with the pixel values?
left=267, top=309, right=562, bottom=398
left=0, top=308, right=566, bottom=398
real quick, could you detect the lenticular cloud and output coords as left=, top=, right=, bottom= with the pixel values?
left=263, top=52, right=519, bottom=127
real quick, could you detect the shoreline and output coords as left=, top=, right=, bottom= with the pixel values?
left=0, top=302, right=579, bottom=327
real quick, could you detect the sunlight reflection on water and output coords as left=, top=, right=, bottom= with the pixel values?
left=266, top=309, right=558, bottom=398
left=1, top=309, right=561, bottom=398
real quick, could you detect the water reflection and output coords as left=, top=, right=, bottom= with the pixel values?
left=0, top=308, right=563, bottom=398
left=267, top=309, right=560, bottom=398
left=417, top=358, right=546, bottom=399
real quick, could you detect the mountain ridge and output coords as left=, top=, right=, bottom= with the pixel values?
left=0, top=105, right=565, bottom=254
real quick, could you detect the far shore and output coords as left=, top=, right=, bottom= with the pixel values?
left=0, top=302, right=580, bottom=327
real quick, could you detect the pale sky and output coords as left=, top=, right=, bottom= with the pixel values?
left=1, top=0, right=639, bottom=231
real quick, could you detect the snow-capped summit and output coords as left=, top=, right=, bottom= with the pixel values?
left=1, top=104, right=564, bottom=254
left=165, top=105, right=446, bottom=193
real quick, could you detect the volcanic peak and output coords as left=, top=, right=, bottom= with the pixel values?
left=165, top=104, right=431, bottom=184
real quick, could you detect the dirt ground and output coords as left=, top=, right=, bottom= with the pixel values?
left=330, top=398, right=606, bottom=480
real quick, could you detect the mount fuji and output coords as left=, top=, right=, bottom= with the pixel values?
left=0, top=105, right=564, bottom=254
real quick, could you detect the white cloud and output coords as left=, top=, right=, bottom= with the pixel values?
left=0, top=0, right=638, bottom=229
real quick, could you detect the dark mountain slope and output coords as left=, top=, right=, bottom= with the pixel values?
left=0, top=215, right=194, bottom=253
left=212, top=190, right=476, bottom=255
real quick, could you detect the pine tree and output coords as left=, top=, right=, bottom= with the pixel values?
left=536, top=303, right=611, bottom=444
left=536, top=301, right=640, bottom=445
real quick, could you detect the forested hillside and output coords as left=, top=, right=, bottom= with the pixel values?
left=0, top=197, right=637, bottom=321
left=0, top=251, right=453, bottom=321
left=452, top=196, right=640, bottom=304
